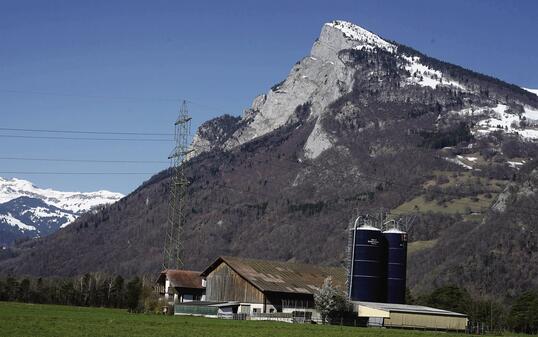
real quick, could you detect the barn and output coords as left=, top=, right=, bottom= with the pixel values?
left=200, top=256, right=347, bottom=318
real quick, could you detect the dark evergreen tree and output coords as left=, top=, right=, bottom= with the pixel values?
left=424, top=285, right=472, bottom=315
left=125, top=277, right=142, bottom=313
left=18, top=278, right=30, bottom=302
left=110, top=275, right=125, bottom=308
left=508, top=291, right=538, bottom=334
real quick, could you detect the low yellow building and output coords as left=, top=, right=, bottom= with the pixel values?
left=354, top=301, right=468, bottom=331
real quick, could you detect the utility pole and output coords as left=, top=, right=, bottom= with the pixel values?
left=163, top=100, right=192, bottom=270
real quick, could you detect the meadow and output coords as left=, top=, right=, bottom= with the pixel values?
left=0, top=301, right=479, bottom=337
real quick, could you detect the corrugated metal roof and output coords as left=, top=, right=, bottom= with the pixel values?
left=355, top=301, right=467, bottom=317
left=158, top=269, right=204, bottom=289
left=202, top=256, right=347, bottom=295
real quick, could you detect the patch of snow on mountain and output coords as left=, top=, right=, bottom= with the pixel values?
left=60, top=218, right=77, bottom=228
left=304, top=119, right=333, bottom=159
left=23, top=207, right=76, bottom=224
left=523, top=88, right=538, bottom=96
left=402, top=55, right=465, bottom=90
left=524, top=105, right=538, bottom=122
left=327, top=20, right=396, bottom=53
left=0, top=177, right=123, bottom=213
left=453, top=105, right=493, bottom=117
left=475, top=104, right=538, bottom=140
left=0, top=213, right=36, bottom=231
left=444, top=157, right=473, bottom=170
left=508, top=160, right=525, bottom=168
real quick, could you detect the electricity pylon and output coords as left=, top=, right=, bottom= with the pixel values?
left=163, top=100, right=192, bottom=270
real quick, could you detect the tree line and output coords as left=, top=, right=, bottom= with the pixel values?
left=410, top=285, right=538, bottom=334
left=0, top=273, right=161, bottom=313
left=2, top=274, right=538, bottom=334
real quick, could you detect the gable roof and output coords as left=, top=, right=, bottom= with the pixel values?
left=157, top=269, right=204, bottom=289
left=201, top=256, right=347, bottom=295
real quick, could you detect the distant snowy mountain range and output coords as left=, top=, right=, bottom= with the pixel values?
left=0, top=177, right=123, bottom=246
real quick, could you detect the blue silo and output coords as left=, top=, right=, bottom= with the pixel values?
left=383, top=228, right=408, bottom=304
left=349, top=225, right=388, bottom=302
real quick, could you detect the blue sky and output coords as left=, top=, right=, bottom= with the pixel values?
left=1, top=0, right=537, bottom=194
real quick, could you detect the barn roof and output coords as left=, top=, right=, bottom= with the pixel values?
left=157, top=269, right=204, bottom=289
left=201, top=256, right=347, bottom=295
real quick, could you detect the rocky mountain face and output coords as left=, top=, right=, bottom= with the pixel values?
left=0, top=177, right=123, bottom=246
left=1, top=21, right=537, bottom=300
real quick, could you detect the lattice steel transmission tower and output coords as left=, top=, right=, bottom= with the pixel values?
left=163, top=100, right=192, bottom=270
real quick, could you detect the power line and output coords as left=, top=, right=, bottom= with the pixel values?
left=0, top=89, right=241, bottom=117
left=0, top=157, right=168, bottom=164
left=2, top=155, right=536, bottom=217
left=0, top=89, right=183, bottom=102
left=0, top=134, right=172, bottom=142
left=0, top=127, right=172, bottom=136
left=0, top=89, right=239, bottom=116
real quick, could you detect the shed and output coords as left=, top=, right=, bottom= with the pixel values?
left=354, top=301, right=468, bottom=331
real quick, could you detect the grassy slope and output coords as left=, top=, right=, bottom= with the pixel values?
left=0, top=302, right=472, bottom=337
left=392, top=171, right=507, bottom=221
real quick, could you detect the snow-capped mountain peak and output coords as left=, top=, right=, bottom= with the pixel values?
left=0, top=177, right=123, bottom=213
left=0, top=177, right=123, bottom=246
left=326, top=20, right=396, bottom=53
left=189, top=20, right=538, bottom=162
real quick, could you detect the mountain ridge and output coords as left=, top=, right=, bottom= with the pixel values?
left=0, top=177, right=123, bottom=246
left=190, top=20, right=538, bottom=161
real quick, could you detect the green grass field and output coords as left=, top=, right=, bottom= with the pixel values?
left=0, top=301, right=476, bottom=337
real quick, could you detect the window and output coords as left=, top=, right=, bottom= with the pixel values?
left=240, top=305, right=250, bottom=314
left=252, top=308, right=258, bottom=313
left=269, top=308, right=275, bottom=313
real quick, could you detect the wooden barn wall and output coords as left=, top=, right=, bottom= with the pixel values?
left=205, top=263, right=264, bottom=303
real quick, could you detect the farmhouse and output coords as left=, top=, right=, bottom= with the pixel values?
left=156, top=269, right=205, bottom=307
left=200, top=256, right=347, bottom=318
